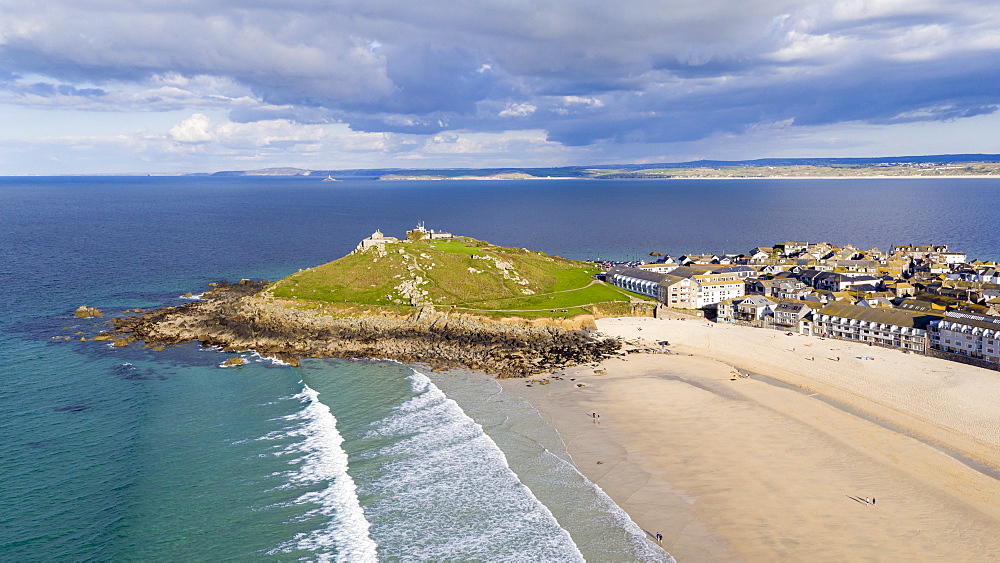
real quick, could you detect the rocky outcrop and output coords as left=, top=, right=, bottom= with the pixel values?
left=75, top=305, right=103, bottom=318
left=111, top=280, right=620, bottom=377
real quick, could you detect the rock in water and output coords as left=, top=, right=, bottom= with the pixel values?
left=74, top=305, right=103, bottom=318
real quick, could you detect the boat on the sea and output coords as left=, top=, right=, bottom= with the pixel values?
left=322, top=175, right=339, bottom=182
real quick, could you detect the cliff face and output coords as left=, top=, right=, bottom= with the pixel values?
left=112, top=281, right=620, bottom=377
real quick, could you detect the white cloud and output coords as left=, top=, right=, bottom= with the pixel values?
left=164, top=113, right=327, bottom=151
left=887, top=24, right=953, bottom=62
left=830, top=0, right=938, bottom=22
left=498, top=102, right=536, bottom=117
left=168, top=113, right=214, bottom=142
left=562, top=96, right=604, bottom=108
left=767, top=30, right=849, bottom=62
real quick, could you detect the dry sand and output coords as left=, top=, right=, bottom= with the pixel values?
left=500, top=318, right=1000, bottom=561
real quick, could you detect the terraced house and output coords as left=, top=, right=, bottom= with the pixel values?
left=929, top=311, right=1000, bottom=365
left=604, top=265, right=740, bottom=309
left=604, top=267, right=664, bottom=300
left=813, top=302, right=941, bottom=352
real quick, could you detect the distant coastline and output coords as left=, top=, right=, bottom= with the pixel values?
left=9, top=153, right=1000, bottom=179
left=378, top=174, right=1000, bottom=181
left=653, top=174, right=1000, bottom=180
left=210, top=159, right=1000, bottom=181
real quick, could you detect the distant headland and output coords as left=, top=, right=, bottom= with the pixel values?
left=206, top=154, right=1000, bottom=181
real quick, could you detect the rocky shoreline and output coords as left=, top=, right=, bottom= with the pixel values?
left=110, top=280, right=621, bottom=377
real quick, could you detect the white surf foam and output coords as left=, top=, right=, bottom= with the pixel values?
left=266, top=384, right=378, bottom=562
left=247, top=351, right=292, bottom=366
left=358, top=369, right=584, bottom=561
left=426, top=371, right=674, bottom=561
left=544, top=448, right=676, bottom=562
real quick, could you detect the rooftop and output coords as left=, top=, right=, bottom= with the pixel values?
left=817, top=302, right=942, bottom=329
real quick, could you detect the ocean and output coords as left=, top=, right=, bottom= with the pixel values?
left=2, top=175, right=999, bottom=560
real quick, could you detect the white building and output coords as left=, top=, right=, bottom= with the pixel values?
left=605, top=267, right=662, bottom=299
left=695, top=278, right=746, bottom=308
left=354, top=229, right=400, bottom=252
left=929, top=311, right=1000, bottom=364
left=936, top=252, right=967, bottom=265
left=637, top=263, right=679, bottom=274
left=605, top=266, right=739, bottom=309
left=813, top=302, right=937, bottom=352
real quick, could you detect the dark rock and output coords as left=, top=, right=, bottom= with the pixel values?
left=109, top=279, right=620, bottom=377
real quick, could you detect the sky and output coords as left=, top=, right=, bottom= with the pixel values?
left=2, top=0, right=1000, bottom=174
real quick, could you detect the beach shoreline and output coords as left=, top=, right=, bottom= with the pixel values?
left=500, top=317, right=1000, bottom=560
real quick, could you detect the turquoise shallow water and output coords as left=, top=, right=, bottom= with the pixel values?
left=3, top=175, right=999, bottom=559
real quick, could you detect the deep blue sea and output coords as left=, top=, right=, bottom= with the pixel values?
left=2, top=176, right=999, bottom=560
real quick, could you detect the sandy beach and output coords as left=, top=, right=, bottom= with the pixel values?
left=500, top=317, right=1000, bottom=561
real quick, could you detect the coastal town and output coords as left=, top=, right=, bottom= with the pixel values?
left=603, top=242, right=1000, bottom=370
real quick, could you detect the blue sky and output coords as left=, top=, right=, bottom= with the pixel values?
left=2, top=0, right=1000, bottom=174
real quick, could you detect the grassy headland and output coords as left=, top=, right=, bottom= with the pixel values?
left=111, top=236, right=633, bottom=375
left=267, top=236, right=646, bottom=319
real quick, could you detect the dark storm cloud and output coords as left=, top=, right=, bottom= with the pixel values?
left=2, top=0, right=999, bottom=146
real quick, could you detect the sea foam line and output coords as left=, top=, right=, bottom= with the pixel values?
left=266, top=384, right=378, bottom=562
left=248, top=351, right=292, bottom=366
left=359, top=368, right=584, bottom=561
left=424, top=370, right=674, bottom=561
left=542, top=447, right=676, bottom=562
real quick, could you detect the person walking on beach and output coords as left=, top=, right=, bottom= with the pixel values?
left=655, top=532, right=662, bottom=543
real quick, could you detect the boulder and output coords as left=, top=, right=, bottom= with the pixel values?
left=74, top=305, right=103, bottom=318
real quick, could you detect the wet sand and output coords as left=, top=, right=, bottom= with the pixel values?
left=500, top=318, right=1000, bottom=561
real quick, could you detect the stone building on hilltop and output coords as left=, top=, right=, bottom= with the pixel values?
left=355, top=229, right=399, bottom=252
left=407, top=221, right=453, bottom=240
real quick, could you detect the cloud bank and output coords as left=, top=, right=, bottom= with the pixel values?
left=2, top=0, right=1000, bottom=172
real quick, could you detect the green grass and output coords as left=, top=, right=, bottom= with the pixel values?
left=463, top=283, right=629, bottom=310
left=267, top=236, right=637, bottom=318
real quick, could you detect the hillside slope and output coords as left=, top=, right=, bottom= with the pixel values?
left=267, top=236, right=643, bottom=319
